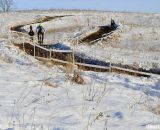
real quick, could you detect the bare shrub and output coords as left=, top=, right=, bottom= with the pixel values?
left=152, top=62, right=159, bottom=68
left=85, top=81, right=107, bottom=102
left=0, top=0, right=14, bottom=12
left=44, top=81, right=55, bottom=87
left=88, top=112, right=104, bottom=128
left=128, top=90, right=160, bottom=117
left=72, top=69, right=84, bottom=84
left=153, top=105, right=160, bottom=115
left=66, top=63, right=75, bottom=74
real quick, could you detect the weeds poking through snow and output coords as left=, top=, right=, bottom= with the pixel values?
left=153, top=105, right=160, bottom=115
left=85, top=80, right=107, bottom=102
left=44, top=80, right=55, bottom=87
left=72, top=70, right=84, bottom=84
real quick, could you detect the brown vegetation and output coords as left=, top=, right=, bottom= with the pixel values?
left=72, top=70, right=84, bottom=84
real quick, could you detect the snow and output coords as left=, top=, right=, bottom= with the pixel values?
left=0, top=10, right=160, bottom=130
left=51, top=43, right=71, bottom=50
left=0, top=39, right=160, bottom=130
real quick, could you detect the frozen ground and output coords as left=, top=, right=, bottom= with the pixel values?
left=0, top=10, right=160, bottom=130
left=0, top=39, right=160, bottom=130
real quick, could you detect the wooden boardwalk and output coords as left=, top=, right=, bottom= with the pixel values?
left=9, top=30, right=160, bottom=78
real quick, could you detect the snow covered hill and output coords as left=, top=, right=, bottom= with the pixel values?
left=0, top=39, right=160, bottom=130
left=0, top=10, right=160, bottom=130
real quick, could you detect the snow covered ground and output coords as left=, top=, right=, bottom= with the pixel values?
left=0, top=10, right=160, bottom=130
left=0, top=39, right=160, bottom=130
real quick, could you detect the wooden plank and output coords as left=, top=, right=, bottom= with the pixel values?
left=35, top=44, right=50, bottom=51
left=111, top=66, right=151, bottom=77
left=89, top=30, right=114, bottom=44
left=76, top=62, right=110, bottom=70
left=51, top=49, right=73, bottom=53
left=51, top=58, right=70, bottom=64
left=37, top=57, right=110, bottom=70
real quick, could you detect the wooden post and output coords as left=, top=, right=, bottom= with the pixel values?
left=34, top=44, right=36, bottom=58
left=23, top=37, right=25, bottom=51
left=87, top=17, right=89, bottom=27
left=77, top=37, right=78, bottom=46
left=8, top=31, right=12, bottom=44
left=50, top=48, right=51, bottom=60
left=110, top=53, right=112, bottom=72
left=110, top=61, right=112, bottom=72
left=72, top=50, right=75, bottom=64
left=101, top=36, right=103, bottom=43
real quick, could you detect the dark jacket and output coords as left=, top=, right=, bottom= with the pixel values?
left=36, top=25, right=45, bottom=34
left=28, top=30, right=34, bottom=36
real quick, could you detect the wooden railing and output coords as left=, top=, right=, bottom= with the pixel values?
left=8, top=30, right=160, bottom=78
left=8, top=30, right=110, bottom=71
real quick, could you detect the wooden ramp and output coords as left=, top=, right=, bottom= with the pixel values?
left=9, top=31, right=160, bottom=78
left=14, top=42, right=111, bottom=72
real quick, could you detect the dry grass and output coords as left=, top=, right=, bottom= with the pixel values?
left=65, top=60, right=84, bottom=84
left=66, top=63, right=75, bottom=74
left=47, top=26, right=81, bottom=34
left=0, top=34, right=8, bottom=39
left=72, top=69, right=84, bottom=84
left=153, top=105, right=160, bottom=115
left=39, top=59, right=54, bottom=68
left=44, top=80, right=58, bottom=88
left=103, top=32, right=121, bottom=44
left=131, top=33, right=144, bottom=42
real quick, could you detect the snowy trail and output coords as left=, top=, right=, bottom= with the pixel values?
left=10, top=29, right=160, bottom=77
left=0, top=11, right=160, bottom=130
left=9, top=13, right=160, bottom=77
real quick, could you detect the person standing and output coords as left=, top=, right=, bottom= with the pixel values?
left=36, top=24, right=45, bottom=45
left=111, top=19, right=115, bottom=27
left=111, top=19, right=118, bottom=29
left=28, top=25, right=35, bottom=42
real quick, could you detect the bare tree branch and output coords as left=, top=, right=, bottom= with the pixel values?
left=0, top=0, right=14, bottom=12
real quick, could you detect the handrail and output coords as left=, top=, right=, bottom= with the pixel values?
left=10, top=30, right=52, bottom=44
left=66, top=28, right=118, bottom=44
left=37, top=57, right=110, bottom=70
left=75, top=62, right=110, bottom=69
left=89, top=30, right=116, bottom=44
left=9, top=30, right=73, bottom=52
left=111, top=66, right=160, bottom=78
left=8, top=30, right=160, bottom=77
left=9, top=30, right=111, bottom=70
